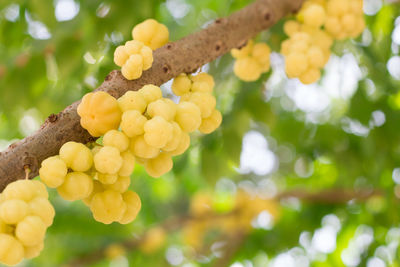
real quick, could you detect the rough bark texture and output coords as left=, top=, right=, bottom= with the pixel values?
left=0, top=0, right=304, bottom=191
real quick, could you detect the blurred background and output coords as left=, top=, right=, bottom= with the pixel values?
left=1, top=0, right=400, bottom=266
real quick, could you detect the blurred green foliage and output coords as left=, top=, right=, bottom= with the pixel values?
left=1, top=0, right=400, bottom=266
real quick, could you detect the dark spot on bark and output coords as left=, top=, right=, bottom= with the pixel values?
left=237, top=40, right=248, bottom=50
left=215, top=41, right=222, bottom=51
left=215, top=18, right=223, bottom=24
left=9, top=142, right=17, bottom=149
left=166, top=43, right=173, bottom=50
left=105, top=73, right=112, bottom=81
left=264, top=12, right=270, bottom=20
left=56, top=133, right=64, bottom=141
left=48, top=113, right=58, bottom=122
left=163, top=65, right=170, bottom=74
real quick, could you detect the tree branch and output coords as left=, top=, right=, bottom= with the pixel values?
left=0, top=0, right=303, bottom=191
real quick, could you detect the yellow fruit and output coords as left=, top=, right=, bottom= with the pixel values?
left=119, top=151, right=136, bottom=176
left=231, top=40, right=253, bottom=59
left=199, top=109, right=222, bottom=134
left=299, top=68, right=321, bottom=84
left=132, top=19, right=169, bottom=50
left=113, top=46, right=129, bottom=67
left=90, top=190, right=126, bottom=224
left=0, top=200, right=28, bottom=224
left=103, top=130, right=130, bottom=152
left=285, top=53, right=308, bottom=78
left=104, top=176, right=131, bottom=193
left=31, top=180, right=49, bottom=199
left=233, top=57, right=262, bottom=81
left=172, top=73, right=192, bottom=96
left=24, top=242, right=44, bottom=259
left=2, top=180, right=36, bottom=202
left=147, top=99, right=177, bottom=121
left=59, top=141, right=93, bottom=172
left=39, top=156, right=67, bottom=188
left=252, top=43, right=271, bottom=71
left=118, top=191, right=141, bottom=224
left=105, top=244, right=125, bottom=259
left=144, top=116, right=173, bottom=148
left=77, top=91, right=122, bottom=137
left=57, top=172, right=93, bottom=201
left=284, top=20, right=300, bottom=36
left=15, top=216, right=46, bottom=246
left=120, top=110, right=147, bottom=137
left=121, top=54, right=143, bottom=80
left=0, top=234, right=24, bottom=266
left=140, top=84, right=162, bottom=104
left=191, top=73, right=215, bottom=91
left=303, top=4, right=326, bottom=28
left=28, top=197, right=55, bottom=227
left=162, top=122, right=182, bottom=152
left=307, top=46, right=325, bottom=68
left=140, top=46, right=153, bottom=70
left=139, top=227, right=166, bottom=254
left=94, top=146, right=123, bottom=175
left=83, top=180, right=104, bottom=206
left=145, top=153, right=173, bottom=178
left=175, top=102, right=202, bottom=133
left=169, top=132, right=190, bottom=156
left=97, top=173, right=118, bottom=185
left=130, top=135, right=160, bottom=159
left=118, top=90, right=147, bottom=113
left=187, top=92, right=216, bottom=118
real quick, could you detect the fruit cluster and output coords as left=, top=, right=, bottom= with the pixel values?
left=230, top=40, right=271, bottom=82
left=0, top=180, right=54, bottom=266
left=281, top=0, right=365, bottom=84
left=39, top=141, right=141, bottom=225
left=132, top=19, right=169, bottom=50
left=172, top=72, right=222, bottom=134
left=114, top=19, right=169, bottom=80
left=183, top=190, right=280, bottom=249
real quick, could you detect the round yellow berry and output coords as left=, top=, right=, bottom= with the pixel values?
left=0, top=234, right=24, bottom=266
left=170, top=132, right=190, bottom=156
left=104, top=176, right=131, bottom=193
left=199, top=109, right=222, bottom=134
left=15, top=216, right=46, bottom=246
left=118, top=191, right=141, bottom=224
left=145, top=153, right=173, bottom=178
left=57, top=172, right=93, bottom=201
left=28, top=197, right=55, bottom=227
left=120, top=110, right=147, bottom=138
left=103, top=130, right=130, bottom=152
left=94, top=146, right=123, bottom=175
left=144, top=116, right=173, bottom=148
left=172, top=73, right=192, bottom=96
left=139, top=84, right=162, bottom=104
left=119, top=151, right=136, bottom=176
left=90, top=190, right=126, bottom=224
left=130, top=135, right=160, bottom=159
left=118, top=90, right=147, bottom=113
left=0, top=199, right=28, bottom=224
left=175, top=102, right=202, bottom=133
left=39, top=156, right=67, bottom=188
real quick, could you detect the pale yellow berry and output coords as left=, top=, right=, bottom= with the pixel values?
left=0, top=234, right=24, bottom=266
left=199, top=109, right=222, bottom=134
left=104, top=176, right=131, bottom=193
left=118, top=191, right=141, bottom=224
left=15, top=216, right=46, bottom=246
left=103, top=130, right=129, bottom=152
left=147, top=99, right=177, bottom=121
left=121, top=54, right=143, bottom=80
left=130, top=135, right=160, bottom=159
left=327, top=0, right=348, bottom=16
left=231, top=40, right=253, bottom=59
left=124, top=40, right=143, bottom=54
left=77, top=91, right=122, bottom=137
left=0, top=200, right=28, bottom=224
left=307, top=46, right=325, bottom=68
left=114, top=46, right=129, bottom=67
left=285, top=53, right=308, bottom=78
left=59, top=141, right=93, bottom=172
left=325, top=16, right=341, bottom=36
left=140, top=46, right=153, bottom=70
left=97, top=173, right=118, bottom=185
left=83, top=180, right=104, bottom=206
left=342, top=14, right=356, bottom=33
left=175, top=102, right=202, bottom=133
left=252, top=43, right=271, bottom=72
left=132, top=19, right=169, bottom=50
left=187, top=92, right=216, bottom=118
left=28, top=197, right=55, bottom=227
left=144, top=116, right=173, bottom=148
left=120, top=110, right=147, bottom=137
left=284, top=20, right=301, bottom=36
left=162, top=122, right=182, bottom=152
left=139, top=227, right=166, bottom=254
left=303, top=4, right=326, bottom=28
left=39, top=156, right=67, bottom=188
left=90, top=190, right=126, bottom=224
left=191, top=73, right=215, bottom=93
left=57, top=172, right=93, bottom=201
left=299, top=68, right=321, bottom=84
left=119, top=151, right=136, bottom=176
left=139, top=84, right=162, bottom=103
left=31, top=180, right=49, bottom=199
left=24, top=241, right=44, bottom=259
left=2, top=180, right=36, bottom=202
left=145, top=153, right=173, bottom=178
left=233, top=57, right=262, bottom=81
left=118, top=90, right=147, bottom=113
left=170, top=132, right=190, bottom=156
left=172, top=73, right=192, bottom=96
left=94, top=146, right=123, bottom=175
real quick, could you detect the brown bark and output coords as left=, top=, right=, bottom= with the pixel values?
left=0, top=0, right=304, bottom=191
